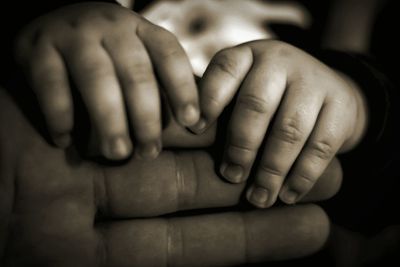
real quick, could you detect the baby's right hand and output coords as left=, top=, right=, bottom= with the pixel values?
left=14, top=2, right=199, bottom=160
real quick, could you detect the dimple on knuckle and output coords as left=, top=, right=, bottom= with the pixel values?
left=82, top=64, right=111, bottom=78
left=258, top=163, right=285, bottom=178
left=228, top=142, right=255, bottom=155
left=274, top=119, right=304, bottom=144
left=203, top=93, right=221, bottom=109
left=309, top=140, right=334, bottom=160
left=38, top=74, right=64, bottom=89
left=237, top=94, right=269, bottom=114
left=296, top=172, right=317, bottom=185
left=125, top=69, right=153, bottom=89
left=212, top=51, right=238, bottom=78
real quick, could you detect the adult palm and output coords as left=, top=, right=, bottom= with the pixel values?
left=0, top=88, right=341, bottom=266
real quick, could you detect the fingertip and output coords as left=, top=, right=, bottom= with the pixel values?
left=102, top=135, right=133, bottom=160
left=135, top=139, right=162, bottom=160
left=52, top=133, right=72, bottom=148
left=178, top=103, right=200, bottom=127
left=189, top=117, right=208, bottom=134
left=246, top=185, right=272, bottom=208
left=279, top=188, right=300, bottom=205
left=220, top=162, right=245, bottom=183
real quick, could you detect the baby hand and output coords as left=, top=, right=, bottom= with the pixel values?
left=191, top=40, right=367, bottom=207
left=15, top=2, right=199, bottom=160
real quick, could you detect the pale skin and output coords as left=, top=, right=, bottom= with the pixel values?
left=190, top=40, right=368, bottom=208
left=0, top=88, right=341, bottom=266
left=14, top=3, right=368, bottom=208
left=14, top=2, right=200, bottom=160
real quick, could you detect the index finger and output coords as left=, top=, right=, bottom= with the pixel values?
left=103, top=204, right=330, bottom=266
left=138, top=21, right=200, bottom=127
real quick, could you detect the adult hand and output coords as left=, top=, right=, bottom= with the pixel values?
left=0, top=89, right=341, bottom=266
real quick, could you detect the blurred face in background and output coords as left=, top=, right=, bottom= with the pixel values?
left=142, top=0, right=310, bottom=76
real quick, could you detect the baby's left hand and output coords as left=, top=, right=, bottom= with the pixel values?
left=191, top=40, right=367, bottom=208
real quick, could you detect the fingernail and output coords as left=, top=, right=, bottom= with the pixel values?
left=220, top=163, right=244, bottom=183
left=53, top=133, right=71, bottom=148
left=248, top=186, right=269, bottom=207
left=106, top=136, right=131, bottom=160
left=281, top=190, right=299, bottom=204
left=190, top=117, right=208, bottom=134
left=180, top=104, right=199, bottom=126
left=138, top=140, right=161, bottom=160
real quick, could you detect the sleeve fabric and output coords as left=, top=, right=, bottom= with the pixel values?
left=316, top=50, right=400, bottom=234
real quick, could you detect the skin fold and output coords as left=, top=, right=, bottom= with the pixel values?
left=0, top=87, right=341, bottom=266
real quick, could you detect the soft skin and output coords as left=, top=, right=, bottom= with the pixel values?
left=191, top=40, right=367, bottom=208
left=14, top=2, right=200, bottom=160
left=0, top=88, right=341, bottom=266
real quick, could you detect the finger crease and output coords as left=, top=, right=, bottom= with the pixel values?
left=174, top=153, right=185, bottom=211
left=240, top=213, right=250, bottom=264
left=258, top=164, right=285, bottom=178
left=96, top=224, right=109, bottom=267
left=229, top=143, right=254, bottom=154
left=93, top=166, right=111, bottom=220
left=297, top=173, right=316, bottom=184
left=166, top=218, right=183, bottom=267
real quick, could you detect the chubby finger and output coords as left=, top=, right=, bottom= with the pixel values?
left=220, top=59, right=287, bottom=183
left=279, top=103, right=347, bottom=204
left=29, top=43, right=73, bottom=147
left=104, top=34, right=161, bottom=159
left=138, top=21, right=199, bottom=127
left=246, top=86, right=324, bottom=208
left=190, top=46, right=253, bottom=134
left=300, top=157, right=342, bottom=203
left=104, top=204, right=330, bottom=266
left=63, top=41, right=132, bottom=160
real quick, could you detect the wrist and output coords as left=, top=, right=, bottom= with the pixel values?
left=338, top=71, right=369, bottom=152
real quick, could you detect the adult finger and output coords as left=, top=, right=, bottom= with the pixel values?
left=28, top=43, right=73, bottom=147
left=92, top=150, right=244, bottom=218
left=103, top=204, right=330, bottom=266
left=104, top=34, right=161, bottom=159
left=63, top=40, right=132, bottom=160
left=279, top=103, right=348, bottom=204
left=93, top=150, right=342, bottom=219
left=220, top=58, right=287, bottom=183
left=246, top=85, right=324, bottom=208
left=138, top=21, right=200, bottom=127
left=190, top=46, right=253, bottom=134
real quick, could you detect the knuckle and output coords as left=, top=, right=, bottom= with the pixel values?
left=211, top=50, right=239, bottom=78
left=125, top=66, right=154, bottom=89
left=202, top=93, right=221, bottom=110
left=237, top=94, right=269, bottom=114
left=273, top=118, right=304, bottom=144
left=228, top=142, right=254, bottom=154
left=34, top=70, right=62, bottom=88
left=226, top=142, right=256, bottom=164
left=173, top=78, right=193, bottom=91
left=308, top=140, right=334, bottom=160
left=258, top=163, right=285, bottom=179
left=160, top=46, right=182, bottom=60
left=80, top=61, right=111, bottom=78
left=296, top=172, right=317, bottom=186
left=267, top=40, right=293, bottom=58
